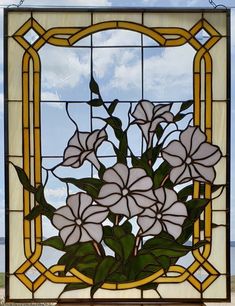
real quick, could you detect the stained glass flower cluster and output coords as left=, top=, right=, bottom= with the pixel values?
left=14, top=79, right=222, bottom=296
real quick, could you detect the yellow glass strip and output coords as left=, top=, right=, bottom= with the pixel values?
left=16, top=273, right=33, bottom=291
left=33, top=274, right=47, bottom=291
left=32, top=19, right=46, bottom=36
left=203, top=20, right=221, bottom=37
left=188, top=275, right=201, bottom=291
left=202, top=275, right=218, bottom=291
left=190, top=20, right=203, bottom=36
left=13, top=19, right=32, bottom=37
left=194, top=73, right=201, bottom=126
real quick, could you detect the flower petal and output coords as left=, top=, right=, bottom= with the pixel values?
left=60, top=225, right=78, bottom=245
left=103, top=164, right=128, bottom=187
left=138, top=215, right=155, bottom=232
left=129, top=174, right=153, bottom=191
left=162, top=189, right=178, bottom=210
left=192, top=143, right=221, bottom=166
left=65, top=226, right=81, bottom=246
left=162, top=221, right=182, bottom=239
left=131, top=193, right=155, bottom=208
left=162, top=141, right=186, bottom=166
left=79, top=227, right=91, bottom=242
left=53, top=206, right=75, bottom=221
left=68, top=131, right=80, bottom=147
left=110, top=197, right=130, bottom=217
left=132, top=100, right=154, bottom=121
left=83, top=206, right=108, bottom=223
left=83, top=223, right=103, bottom=243
left=193, top=163, right=216, bottom=183
left=98, top=183, right=121, bottom=198
left=78, top=132, right=89, bottom=149
left=162, top=215, right=186, bottom=226
left=170, top=164, right=191, bottom=184
left=142, top=220, right=162, bottom=237
left=180, top=127, right=206, bottom=155
left=163, top=202, right=187, bottom=217
left=126, top=196, right=143, bottom=217
left=53, top=214, right=74, bottom=230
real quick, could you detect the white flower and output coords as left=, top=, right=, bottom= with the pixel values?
left=62, top=129, right=107, bottom=169
left=97, top=163, right=155, bottom=218
left=132, top=100, right=173, bottom=147
left=52, top=193, right=108, bottom=246
left=162, top=126, right=222, bottom=184
left=138, top=187, right=187, bottom=239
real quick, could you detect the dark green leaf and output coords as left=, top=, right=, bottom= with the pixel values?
left=113, top=225, right=125, bottom=238
left=156, top=125, right=164, bottom=139
left=157, top=255, right=171, bottom=272
left=128, top=254, right=159, bottom=279
left=41, top=236, right=64, bottom=251
left=98, top=164, right=106, bottom=179
left=103, top=225, right=113, bottom=237
left=104, top=117, right=122, bottom=130
left=117, top=132, right=128, bottom=164
left=25, top=205, right=42, bottom=221
left=89, top=77, right=100, bottom=95
left=35, top=185, right=55, bottom=219
left=92, top=256, right=117, bottom=296
left=57, top=177, right=103, bottom=198
left=104, top=238, right=122, bottom=259
left=121, top=220, right=132, bottom=234
left=108, top=99, right=118, bottom=115
left=186, top=198, right=210, bottom=221
left=87, top=98, right=103, bottom=107
left=180, top=100, right=193, bottom=112
left=131, top=154, right=152, bottom=177
left=12, top=164, right=36, bottom=193
left=174, top=113, right=187, bottom=122
left=120, top=234, right=135, bottom=261
left=107, top=272, right=127, bottom=282
left=178, top=184, right=223, bottom=202
left=153, top=161, right=171, bottom=188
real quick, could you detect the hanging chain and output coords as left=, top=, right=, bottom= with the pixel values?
left=208, top=0, right=227, bottom=9
left=7, top=0, right=25, bottom=8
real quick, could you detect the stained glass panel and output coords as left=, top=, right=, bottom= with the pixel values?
left=5, top=8, right=230, bottom=303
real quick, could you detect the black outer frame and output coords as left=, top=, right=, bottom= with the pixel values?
left=3, top=7, right=231, bottom=304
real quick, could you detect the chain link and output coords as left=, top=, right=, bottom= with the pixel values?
left=208, top=0, right=228, bottom=9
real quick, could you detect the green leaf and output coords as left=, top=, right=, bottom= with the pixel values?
left=153, top=161, right=171, bottom=188
left=104, top=238, right=122, bottom=259
left=141, top=145, right=162, bottom=166
left=98, top=164, right=106, bottom=179
left=108, top=99, right=118, bottom=115
left=41, top=236, right=64, bottom=251
left=120, top=234, right=135, bottom=261
left=131, top=154, right=152, bottom=177
left=87, top=98, right=103, bottom=107
left=121, top=220, right=132, bottom=234
left=12, top=164, right=36, bottom=193
left=89, top=77, right=100, bottom=95
left=57, top=177, right=103, bottom=198
left=157, top=255, right=171, bottom=272
left=186, top=198, right=210, bottom=221
left=117, top=132, right=128, bottom=164
left=156, top=125, right=164, bottom=139
left=113, top=225, right=125, bottom=238
left=92, top=256, right=117, bottom=297
left=178, top=184, right=223, bottom=202
left=174, top=113, right=188, bottom=122
left=35, top=185, right=55, bottom=220
left=128, top=254, right=159, bottom=279
left=106, top=272, right=127, bottom=282
left=180, top=100, right=193, bottom=112
left=25, top=205, right=42, bottom=221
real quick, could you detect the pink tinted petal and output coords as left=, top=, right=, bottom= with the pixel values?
left=113, top=164, right=129, bottom=185
left=138, top=216, right=154, bottom=232
left=103, top=166, right=125, bottom=187
left=154, top=187, right=166, bottom=204
left=79, top=227, right=91, bottom=242
left=110, top=197, right=129, bottom=217
left=193, top=164, right=215, bottom=183
left=67, top=193, right=80, bottom=218
left=131, top=193, right=155, bottom=208
left=60, top=225, right=76, bottom=245
left=83, top=223, right=103, bottom=243
left=154, top=104, right=171, bottom=116
left=161, top=112, right=174, bottom=122
left=163, top=221, right=182, bottom=239
left=65, top=226, right=81, bottom=246
left=78, top=132, right=89, bottom=149
left=192, top=143, right=221, bottom=166
left=142, top=220, right=162, bottom=236
left=62, top=156, right=80, bottom=167
left=126, top=196, right=143, bottom=217
left=86, top=152, right=101, bottom=169
left=162, top=189, right=178, bottom=210
left=181, top=127, right=206, bottom=155
left=83, top=206, right=108, bottom=223
left=163, top=202, right=187, bottom=217
left=98, top=184, right=121, bottom=198
left=53, top=214, right=75, bottom=230
left=140, top=123, right=151, bottom=142
left=68, top=131, right=80, bottom=147
left=170, top=164, right=191, bottom=184
left=86, top=130, right=99, bottom=149
left=78, top=193, right=93, bottom=216
left=162, top=215, right=186, bottom=226
left=162, top=141, right=186, bottom=165
left=54, top=206, right=75, bottom=221
left=94, top=130, right=107, bottom=149
left=129, top=174, right=153, bottom=191
left=97, top=194, right=122, bottom=207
